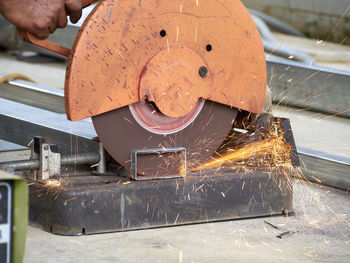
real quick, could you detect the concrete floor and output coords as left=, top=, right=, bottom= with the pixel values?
left=0, top=52, right=66, bottom=90
left=24, top=180, right=350, bottom=263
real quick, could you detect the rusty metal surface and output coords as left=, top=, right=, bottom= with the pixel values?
left=65, top=0, right=266, bottom=121
left=28, top=168, right=292, bottom=235
left=92, top=101, right=237, bottom=178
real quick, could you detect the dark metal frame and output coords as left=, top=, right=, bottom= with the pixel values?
left=28, top=170, right=293, bottom=235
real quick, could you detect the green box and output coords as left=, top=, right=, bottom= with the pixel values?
left=0, top=170, right=28, bottom=263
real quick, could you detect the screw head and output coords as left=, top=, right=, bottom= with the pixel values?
left=43, top=145, right=49, bottom=151
left=199, top=66, right=208, bottom=78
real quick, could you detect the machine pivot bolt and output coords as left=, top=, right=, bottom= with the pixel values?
left=199, top=66, right=208, bottom=78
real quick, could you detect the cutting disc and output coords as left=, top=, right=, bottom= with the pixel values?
left=92, top=100, right=237, bottom=178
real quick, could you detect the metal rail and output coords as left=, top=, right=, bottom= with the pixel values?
left=297, top=147, right=350, bottom=191
left=0, top=76, right=65, bottom=113
left=267, top=58, right=350, bottom=118
left=0, top=98, right=98, bottom=156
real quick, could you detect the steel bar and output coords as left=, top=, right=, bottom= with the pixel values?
left=0, top=139, right=31, bottom=162
left=297, top=147, right=350, bottom=191
left=0, top=76, right=65, bottom=113
left=0, top=152, right=100, bottom=171
left=0, top=98, right=98, bottom=156
left=267, top=58, right=350, bottom=118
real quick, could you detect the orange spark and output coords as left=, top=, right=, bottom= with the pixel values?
left=191, top=124, right=293, bottom=172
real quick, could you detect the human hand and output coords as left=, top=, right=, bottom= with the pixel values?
left=0, top=0, right=82, bottom=39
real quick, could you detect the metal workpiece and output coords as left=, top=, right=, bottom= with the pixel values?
left=279, top=118, right=300, bottom=167
left=0, top=139, right=30, bottom=162
left=0, top=76, right=65, bottom=113
left=130, top=147, right=187, bottom=180
left=27, top=169, right=293, bottom=235
left=297, top=147, right=350, bottom=191
left=267, top=58, right=350, bottom=118
left=0, top=98, right=98, bottom=156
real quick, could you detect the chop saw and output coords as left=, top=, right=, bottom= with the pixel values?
left=19, top=0, right=267, bottom=179
left=3, top=0, right=299, bottom=234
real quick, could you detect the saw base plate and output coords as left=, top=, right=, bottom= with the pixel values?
left=28, top=168, right=293, bottom=235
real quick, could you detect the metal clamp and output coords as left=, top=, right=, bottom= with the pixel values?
left=130, top=147, right=186, bottom=180
left=38, top=143, right=61, bottom=180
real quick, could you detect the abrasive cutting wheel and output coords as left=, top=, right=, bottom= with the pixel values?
left=92, top=100, right=238, bottom=177
left=20, top=0, right=266, bottom=178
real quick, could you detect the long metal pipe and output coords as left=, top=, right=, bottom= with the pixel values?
left=0, top=152, right=100, bottom=171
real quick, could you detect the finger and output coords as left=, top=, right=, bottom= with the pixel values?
left=48, top=23, right=56, bottom=33
left=57, top=8, right=68, bottom=28
left=25, top=21, right=50, bottom=39
left=32, top=28, right=50, bottom=40
left=65, top=0, right=82, bottom=24
left=48, top=13, right=57, bottom=33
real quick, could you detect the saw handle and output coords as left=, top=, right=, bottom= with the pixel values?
left=17, top=0, right=96, bottom=57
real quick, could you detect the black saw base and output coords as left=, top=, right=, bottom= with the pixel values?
left=27, top=168, right=293, bottom=235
